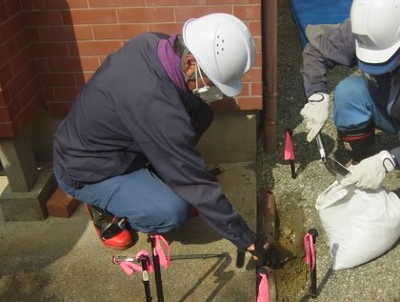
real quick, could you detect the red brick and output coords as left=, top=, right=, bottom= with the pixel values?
left=15, top=29, right=32, bottom=48
left=250, top=82, right=262, bottom=95
left=242, top=67, right=261, bottom=82
left=32, top=42, right=70, bottom=57
left=7, top=71, right=30, bottom=97
left=20, top=0, right=33, bottom=10
left=43, top=88, right=55, bottom=102
left=47, top=57, right=82, bottom=72
left=0, top=121, right=19, bottom=138
left=148, top=23, right=184, bottom=35
left=5, top=98, right=22, bottom=121
left=62, top=9, right=117, bottom=25
left=1, top=15, right=24, bottom=42
left=148, top=0, right=204, bottom=5
left=8, top=47, right=33, bottom=75
left=254, top=52, right=262, bottom=67
left=236, top=96, right=262, bottom=110
left=74, top=72, right=93, bottom=85
left=0, top=39, right=18, bottom=68
left=0, top=64, right=12, bottom=87
left=234, top=5, right=261, bottom=20
left=31, top=0, right=88, bottom=9
left=18, top=77, right=41, bottom=106
left=117, top=7, right=174, bottom=23
left=17, top=93, right=44, bottom=129
left=46, top=188, right=80, bottom=218
left=5, top=0, right=21, bottom=16
left=206, top=0, right=247, bottom=3
left=88, top=0, right=145, bottom=7
left=53, top=87, right=80, bottom=102
left=254, top=36, right=262, bottom=54
left=0, top=87, right=12, bottom=106
left=93, top=24, right=148, bottom=39
left=46, top=102, right=73, bottom=116
left=0, top=3, right=9, bottom=21
left=174, top=6, right=233, bottom=22
left=249, top=0, right=260, bottom=3
left=0, top=106, right=12, bottom=122
left=25, top=27, right=40, bottom=43
left=35, top=58, right=49, bottom=73
left=40, top=73, right=76, bottom=87
left=24, top=11, right=63, bottom=26
left=69, top=40, right=122, bottom=56
left=248, top=20, right=261, bottom=35
left=38, top=26, right=93, bottom=42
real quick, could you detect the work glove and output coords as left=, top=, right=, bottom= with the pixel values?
left=300, top=92, right=330, bottom=142
left=250, top=242, right=284, bottom=269
left=340, top=151, right=397, bottom=190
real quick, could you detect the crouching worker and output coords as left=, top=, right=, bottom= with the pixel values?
left=52, top=13, right=283, bottom=267
left=300, top=0, right=400, bottom=190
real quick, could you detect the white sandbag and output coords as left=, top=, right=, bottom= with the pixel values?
left=315, top=180, right=400, bottom=270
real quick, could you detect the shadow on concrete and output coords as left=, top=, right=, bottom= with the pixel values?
left=176, top=253, right=233, bottom=302
left=164, top=216, right=223, bottom=246
left=0, top=204, right=89, bottom=302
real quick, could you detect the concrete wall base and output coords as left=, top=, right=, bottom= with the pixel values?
left=0, top=171, right=57, bottom=221
left=197, top=111, right=258, bottom=163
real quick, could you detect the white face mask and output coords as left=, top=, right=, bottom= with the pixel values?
left=192, top=63, right=224, bottom=103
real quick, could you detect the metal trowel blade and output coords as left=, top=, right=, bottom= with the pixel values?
left=325, top=156, right=350, bottom=177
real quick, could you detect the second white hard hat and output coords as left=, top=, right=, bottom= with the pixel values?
left=351, top=0, right=400, bottom=65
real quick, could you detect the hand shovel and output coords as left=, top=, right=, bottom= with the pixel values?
left=315, top=133, right=349, bottom=177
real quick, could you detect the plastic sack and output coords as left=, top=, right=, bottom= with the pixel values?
left=315, top=180, right=400, bottom=270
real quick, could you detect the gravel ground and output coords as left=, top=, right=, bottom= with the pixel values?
left=256, top=1, right=400, bottom=301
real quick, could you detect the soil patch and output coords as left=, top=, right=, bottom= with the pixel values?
left=275, top=191, right=309, bottom=302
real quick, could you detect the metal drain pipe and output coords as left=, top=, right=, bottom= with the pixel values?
left=261, top=0, right=278, bottom=153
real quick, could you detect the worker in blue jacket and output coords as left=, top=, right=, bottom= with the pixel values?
left=53, top=13, right=282, bottom=267
left=300, top=0, right=400, bottom=189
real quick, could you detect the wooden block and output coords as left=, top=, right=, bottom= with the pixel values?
left=46, top=187, right=80, bottom=218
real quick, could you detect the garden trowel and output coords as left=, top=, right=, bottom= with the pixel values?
left=315, top=133, right=349, bottom=177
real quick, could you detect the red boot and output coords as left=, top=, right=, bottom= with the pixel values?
left=85, top=204, right=138, bottom=250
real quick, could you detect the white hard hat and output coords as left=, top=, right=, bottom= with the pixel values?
left=351, top=0, right=400, bottom=66
left=182, top=13, right=256, bottom=97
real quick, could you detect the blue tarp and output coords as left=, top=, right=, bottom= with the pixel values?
left=289, top=0, right=353, bottom=46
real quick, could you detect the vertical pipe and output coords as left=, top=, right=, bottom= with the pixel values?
left=262, top=0, right=278, bottom=153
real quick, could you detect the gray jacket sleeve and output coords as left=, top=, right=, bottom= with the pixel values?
left=301, top=19, right=358, bottom=98
left=124, top=84, right=255, bottom=249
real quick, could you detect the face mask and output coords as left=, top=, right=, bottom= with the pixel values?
left=192, top=63, right=224, bottom=103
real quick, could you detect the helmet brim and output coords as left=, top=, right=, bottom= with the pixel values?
left=358, top=51, right=400, bottom=75
left=214, top=80, right=242, bottom=98
left=355, top=39, right=400, bottom=64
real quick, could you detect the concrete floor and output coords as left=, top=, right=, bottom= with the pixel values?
left=0, top=161, right=257, bottom=302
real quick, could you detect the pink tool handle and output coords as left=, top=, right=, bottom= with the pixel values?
left=303, top=233, right=316, bottom=271
left=256, top=273, right=269, bottom=302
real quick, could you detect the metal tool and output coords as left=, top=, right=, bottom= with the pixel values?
left=315, top=133, right=350, bottom=177
left=138, top=254, right=152, bottom=302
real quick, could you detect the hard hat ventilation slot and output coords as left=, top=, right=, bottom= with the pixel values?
left=216, top=36, right=225, bottom=56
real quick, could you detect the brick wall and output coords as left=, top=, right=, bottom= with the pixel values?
left=0, top=0, right=44, bottom=138
left=0, top=0, right=262, bottom=138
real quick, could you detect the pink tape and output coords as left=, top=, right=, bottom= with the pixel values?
left=117, top=235, right=171, bottom=275
left=256, top=273, right=269, bottom=302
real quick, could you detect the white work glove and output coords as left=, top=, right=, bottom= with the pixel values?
left=340, top=151, right=397, bottom=190
left=300, top=93, right=330, bottom=142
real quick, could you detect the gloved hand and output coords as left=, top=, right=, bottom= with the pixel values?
left=249, top=242, right=283, bottom=269
left=340, top=150, right=397, bottom=190
left=300, top=92, right=330, bottom=142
